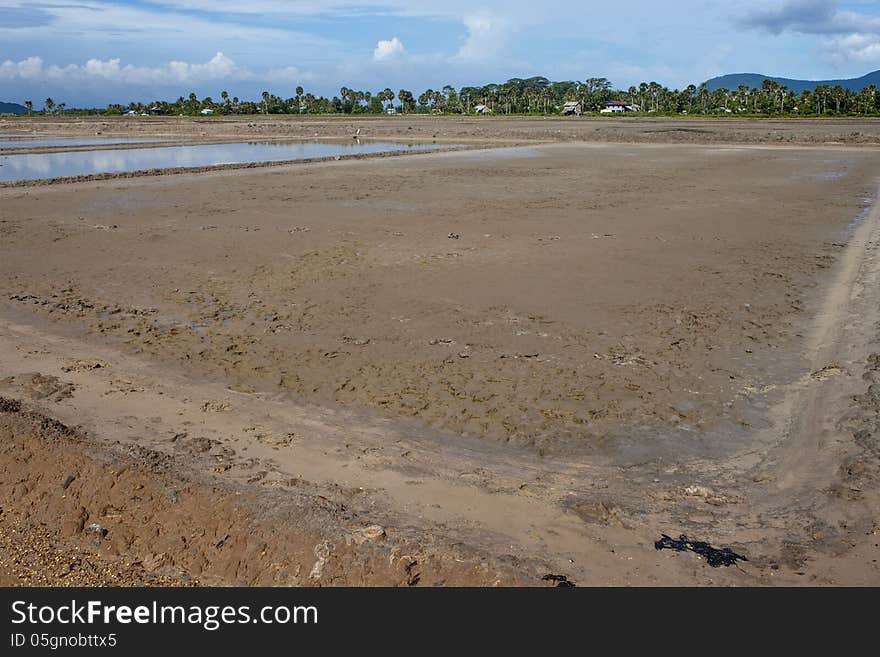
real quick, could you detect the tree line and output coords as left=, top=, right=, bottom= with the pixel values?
left=25, top=76, right=880, bottom=117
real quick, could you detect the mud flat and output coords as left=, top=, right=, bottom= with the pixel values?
left=3, top=114, right=880, bottom=146
left=1, top=117, right=880, bottom=585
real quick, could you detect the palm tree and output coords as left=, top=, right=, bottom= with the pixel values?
left=860, top=85, right=877, bottom=115
left=44, top=97, right=55, bottom=114
left=24, top=100, right=33, bottom=115
left=831, top=85, right=846, bottom=114
left=397, top=89, right=414, bottom=112
left=697, top=83, right=708, bottom=113
left=261, top=91, right=270, bottom=114
left=778, top=85, right=789, bottom=113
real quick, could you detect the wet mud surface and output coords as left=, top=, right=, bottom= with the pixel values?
left=1, top=117, right=880, bottom=585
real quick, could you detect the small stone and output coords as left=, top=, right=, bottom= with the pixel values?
left=85, top=523, right=108, bottom=538
left=162, top=484, right=179, bottom=504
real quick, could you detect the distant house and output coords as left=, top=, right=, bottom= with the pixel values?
left=122, top=109, right=138, bottom=116
left=200, top=108, right=214, bottom=115
left=148, top=106, right=163, bottom=116
left=600, top=101, right=641, bottom=114
left=473, top=104, right=492, bottom=114
left=386, top=107, right=397, bottom=115
left=561, top=101, right=582, bottom=116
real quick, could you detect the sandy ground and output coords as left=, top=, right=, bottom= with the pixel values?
left=1, top=116, right=880, bottom=586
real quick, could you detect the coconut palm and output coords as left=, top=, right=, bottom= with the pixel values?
left=397, top=89, right=414, bottom=112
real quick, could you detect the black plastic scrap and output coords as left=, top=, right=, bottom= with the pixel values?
left=654, top=534, right=747, bottom=568
left=541, top=574, right=576, bottom=587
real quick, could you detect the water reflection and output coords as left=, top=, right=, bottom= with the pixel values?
left=0, top=138, right=167, bottom=149
left=0, top=141, right=454, bottom=183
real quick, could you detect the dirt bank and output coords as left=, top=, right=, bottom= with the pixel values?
left=0, top=395, right=526, bottom=586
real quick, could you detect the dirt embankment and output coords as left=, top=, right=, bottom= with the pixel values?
left=0, top=397, right=523, bottom=587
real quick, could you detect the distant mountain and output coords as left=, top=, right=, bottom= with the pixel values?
left=705, top=70, right=880, bottom=93
left=0, top=101, right=28, bottom=115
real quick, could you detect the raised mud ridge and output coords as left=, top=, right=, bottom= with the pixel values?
left=0, top=396, right=524, bottom=587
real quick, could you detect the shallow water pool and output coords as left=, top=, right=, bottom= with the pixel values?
left=0, top=137, right=168, bottom=149
left=0, top=141, right=454, bottom=182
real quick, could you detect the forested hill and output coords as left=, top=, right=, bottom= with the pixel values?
left=706, top=70, right=880, bottom=93
left=0, top=101, right=28, bottom=114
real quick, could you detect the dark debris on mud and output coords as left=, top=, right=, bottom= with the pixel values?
left=654, top=534, right=748, bottom=567
left=541, top=573, right=576, bottom=587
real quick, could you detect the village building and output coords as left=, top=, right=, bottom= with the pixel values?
left=473, top=104, right=492, bottom=114
left=561, top=101, right=582, bottom=115
left=600, top=101, right=641, bottom=114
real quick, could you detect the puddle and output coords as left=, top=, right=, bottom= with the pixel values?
left=847, top=201, right=875, bottom=235
left=450, top=147, right=540, bottom=161
left=0, top=141, right=457, bottom=183
left=810, top=170, right=846, bottom=181
left=0, top=138, right=168, bottom=149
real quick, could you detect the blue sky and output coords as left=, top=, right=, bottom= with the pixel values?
left=2, top=0, right=880, bottom=107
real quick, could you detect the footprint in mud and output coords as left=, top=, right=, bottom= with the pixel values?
left=186, top=437, right=219, bottom=454
left=565, top=499, right=625, bottom=526
left=103, top=379, right=144, bottom=396
left=0, top=373, right=75, bottom=402
left=811, top=364, right=848, bottom=381
left=61, top=359, right=106, bottom=373
left=201, top=400, right=232, bottom=412
left=254, top=432, right=298, bottom=449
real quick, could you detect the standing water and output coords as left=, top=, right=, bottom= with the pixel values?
left=0, top=141, right=455, bottom=183
left=0, top=138, right=168, bottom=149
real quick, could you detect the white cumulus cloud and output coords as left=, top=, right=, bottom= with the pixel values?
left=739, top=0, right=880, bottom=65
left=0, top=52, right=246, bottom=84
left=373, top=37, right=405, bottom=61
left=453, top=12, right=511, bottom=62
left=824, top=34, right=880, bottom=64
